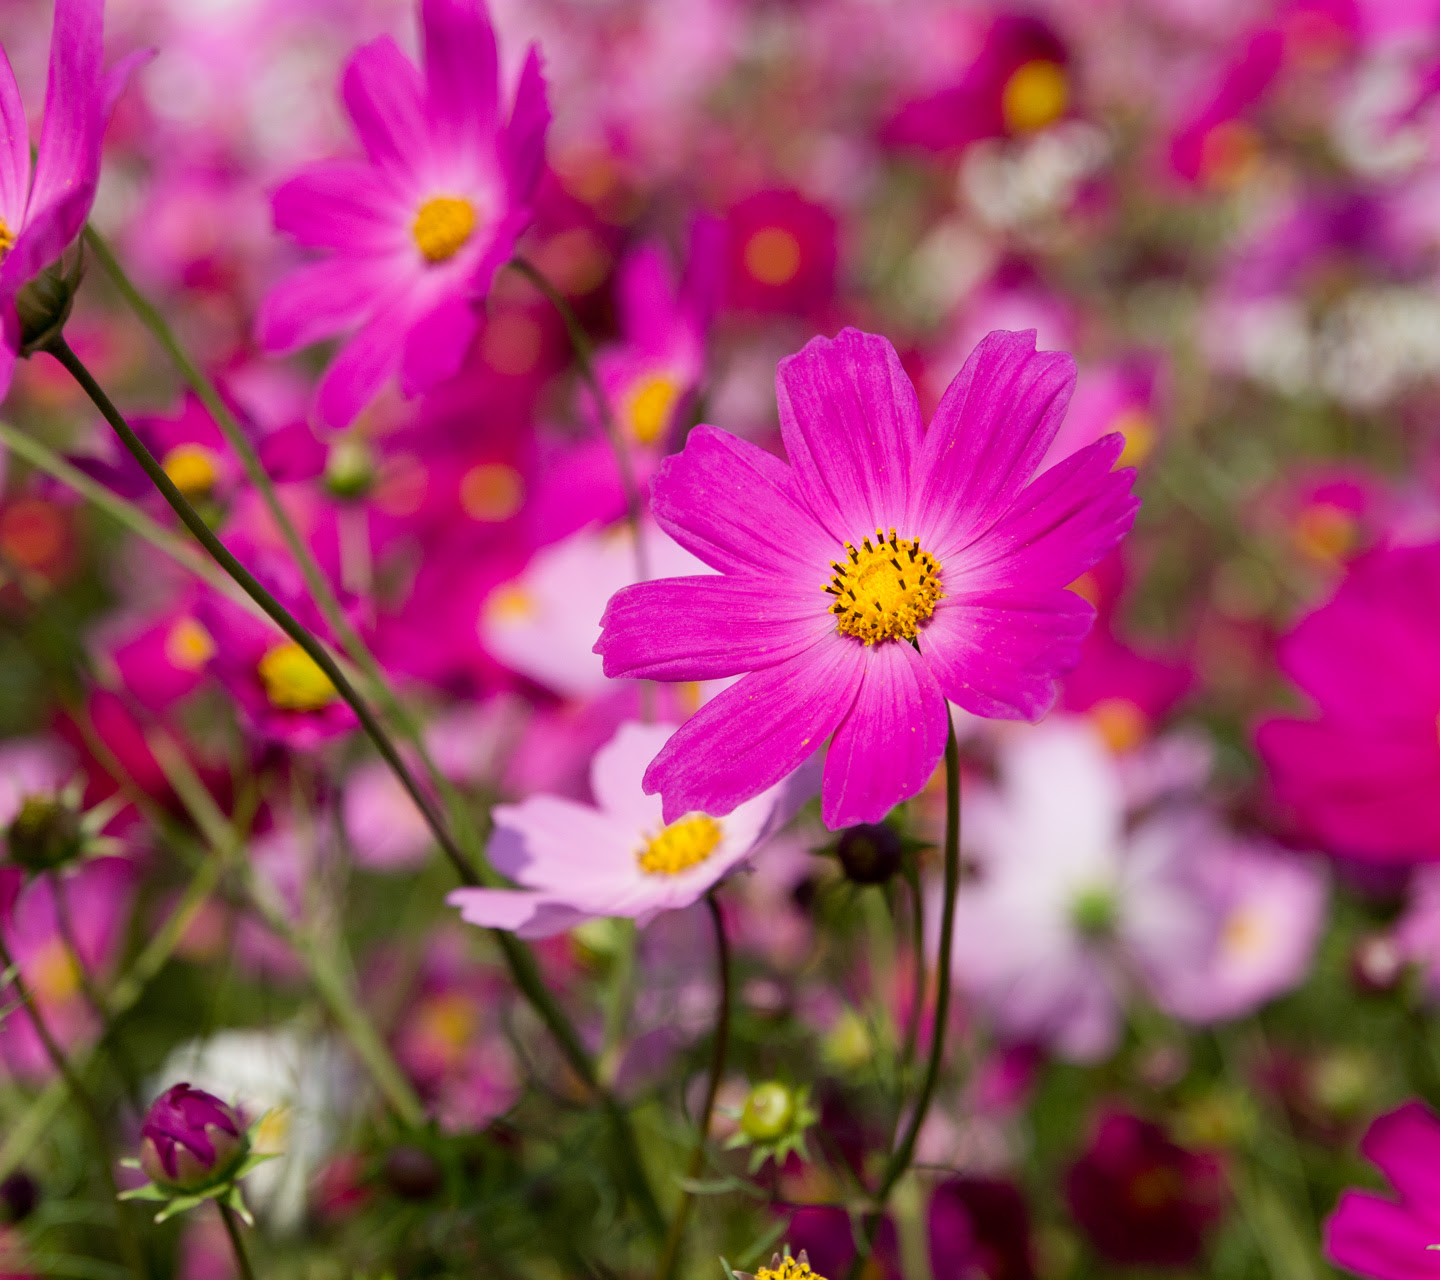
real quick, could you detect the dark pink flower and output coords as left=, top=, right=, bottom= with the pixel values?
left=257, top=0, right=549, bottom=428
left=596, top=328, right=1138, bottom=829
left=139, top=1084, right=245, bottom=1192
left=724, top=190, right=837, bottom=318
left=1256, top=544, right=1440, bottom=863
left=1324, top=1101, right=1440, bottom=1280
left=0, top=0, right=142, bottom=399
left=1065, top=1110, right=1226, bottom=1267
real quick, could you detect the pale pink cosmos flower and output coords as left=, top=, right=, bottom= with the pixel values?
left=448, top=722, right=783, bottom=939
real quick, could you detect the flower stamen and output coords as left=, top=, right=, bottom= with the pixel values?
left=826, top=527, right=943, bottom=645
left=637, top=814, right=722, bottom=876
left=0, top=217, right=13, bottom=260
left=413, top=196, right=477, bottom=263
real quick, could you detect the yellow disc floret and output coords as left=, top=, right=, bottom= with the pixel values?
left=826, top=528, right=944, bottom=646
left=1001, top=59, right=1069, bottom=134
left=626, top=374, right=680, bottom=444
left=257, top=641, right=338, bottom=712
left=0, top=217, right=14, bottom=259
left=744, top=227, right=802, bottom=286
left=636, top=814, right=722, bottom=876
left=755, top=1252, right=826, bottom=1280
left=161, top=444, right=221, bottom=500
left=413, top=196, right=477, bottom=262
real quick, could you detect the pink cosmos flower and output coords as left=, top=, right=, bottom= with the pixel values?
left=1256, top=544, right=1440, bottom=863
left=257, top=0, right=550, bottom=428
left=0, top=0, right=141, bottom=400
left=448, top=721, right=783, bottom=939
left=595, top=328, right=1139, bottom=829
left=1324, top=1101, right=1440, bottom=1280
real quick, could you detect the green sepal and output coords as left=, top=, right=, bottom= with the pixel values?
left=153, top=1194, right=205, bottom=1224
left=117, top=1184, right=168, bottom=1203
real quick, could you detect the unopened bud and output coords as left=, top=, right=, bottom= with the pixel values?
left=138, top=1084, right=247, bottom=1193
left=740, top=1082, right=797, bottom=1143
left=835, top=823, right=902, bottom=886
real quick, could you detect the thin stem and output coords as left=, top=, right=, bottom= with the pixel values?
left=849, top=718, right=962, bottom=1280
left=0, top=934, right=146, bottom=1280
left=216, top=1200, right=257, bottom=1280
left=506, top=255, right=649, bottom=583
left=45, top=335, right=477, bottom=892
left=656, top=893, right=732, bottom=1280
left=892, top=865, right=926, bottom=1133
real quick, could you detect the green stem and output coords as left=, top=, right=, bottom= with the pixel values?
left=216, top=1201, right=256, bottom=1280
left=506, top=256, right=650, bottom=583
left=0, top=934, right=146, bottom=1280
left=850, top=718, right=962, bottom=1279
left=46, top=335, right=477, bottom=894
left=656, top=893, right=732, bottom=1280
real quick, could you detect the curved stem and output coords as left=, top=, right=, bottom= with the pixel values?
left=45, top=335, right=477, bottom=893
left=0, top=934, right=146, bottom=1279
left=656, top=893, right=732, bottom=1280
left=849, top=717, right=962, bottom=1280
left=217, top=1200, right=257, bottom=1280
left=505, top=256, right=649, bottom=583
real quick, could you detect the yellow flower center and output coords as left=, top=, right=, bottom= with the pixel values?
left=164, top=617, right=216, bottom=672
left=757, top=1254, right=826, bottom=1280
left=744, top=227, right=802, bottom=286
left=257, top=640, right=337, bottom=712
left=826, top=528, right=944, bottom=646
left=1112, top=407, right=1157, bottom=468
left=636, top=814, right=722, bottom=876
left=413, top=196, right=477, bottom=262
left=1001, top=59, right=1069, bottom=134
left=626, top=374, right=680, bottom=444
left=1221, top=906, right=1268, bottom=957
left=459, top=463, right=524, bottom=522
left=1090, top=697, right=1147, bottom=754
left=161, top=444, right=221, bottom=500
left=31, top=938, right=80, bottom=1004
left=1292, top=502, right=1357, bottom=564
left=0, top=217, right=13, bottom=259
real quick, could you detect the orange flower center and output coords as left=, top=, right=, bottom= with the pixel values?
left=0, top=217, right=13, bottom=260
left=744, top=227, right=802, bottom=286
left=1002, top=59, right=1069, bottom=134
left=626, top=374, right=680, bottom=444
left=161, top=444, right=221, bottom=500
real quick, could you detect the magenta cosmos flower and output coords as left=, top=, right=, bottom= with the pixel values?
left=595, top=328, right=1140, bottom=829
left=1324, top=1101, right=1440, bottom=1280
left=257, top=0, right=549, bottom=428
left=1257, top=544, right=1440, bottom=864
left=0, top=0, right=141, bottom=399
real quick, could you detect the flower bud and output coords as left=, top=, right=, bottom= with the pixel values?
left=324, top=438, right=377, bottom=500
left=138, top=1084, right=247, bottom=1193
left=6, top=795, right=83, bottom=872
left=835, top=823, right=902, bottom=886
left=740, top=1082, right=797, bottom=1143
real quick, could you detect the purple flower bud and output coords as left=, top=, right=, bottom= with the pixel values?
left=138, top=1084, right=247, bottom=1193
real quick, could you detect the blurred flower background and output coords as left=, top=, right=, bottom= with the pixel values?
left=0, top=0, right=1439, bottom=1276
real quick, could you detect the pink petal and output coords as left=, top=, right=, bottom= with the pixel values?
left=272, top=160, right=408, bottom=253
left=1360, top=1102, right=1440, bottom=1208
left=448, top=887, right=592, bottom=939
left=650, top=424, right=834, bottom=578
left=400, top=292, right=481, bottom=396
left=422, top=0, right=499, bottom=144
left=776, top=327, right=922, bottom=542
left=597, top=575, right=832, bottom=681
left=256, top=256, right=403, bottom=353
left=913, top=330, right=1077, bottom=561
left=314, top=308, right=407, bottom=429
left=952, top=434, right=1139, bottom=593
left=0, top=305, right=16, bottom=403
left=822, top=639, right=948, bottom=827
left=501, top=46, right=549, bottom=203
left=919, top=587, right=1094, bottom=720
left=0, top=47, right=30, bottom=231
left=645, top=631, right=865, bottom=822
left=1324, top=1189, right=1440, bottom=1280
left=617, top=243, right=681, bottom=353
left=25, top=0, right=103, bottom=223
left=342, top=36, right=428, bottom=174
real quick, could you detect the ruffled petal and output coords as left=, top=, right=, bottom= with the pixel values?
left=776, top=327, right=922, bottom=542
left=256, top=256, right=405, bottom=353
left=501, top=46, right=549, bottom=204
left=644, top=631, right=865, bottom=822
left=597, top=574, right=832, bottom=681
left=422, top=0, right=499, bottom=145
left=272, top=160, right=409, bottom=253
left=341, top=36, right=428, bottom=173
left=0, top=47, right=30, bottom=232
left=913, top=330, right=1076, bottom=559
left=822, top=639, right=948, bottom=827
left=650, top=424, right=834, bottom=578
left=948, top=434, right=1139, bottom=594
left=920, top=587, right=1093, bottom=720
